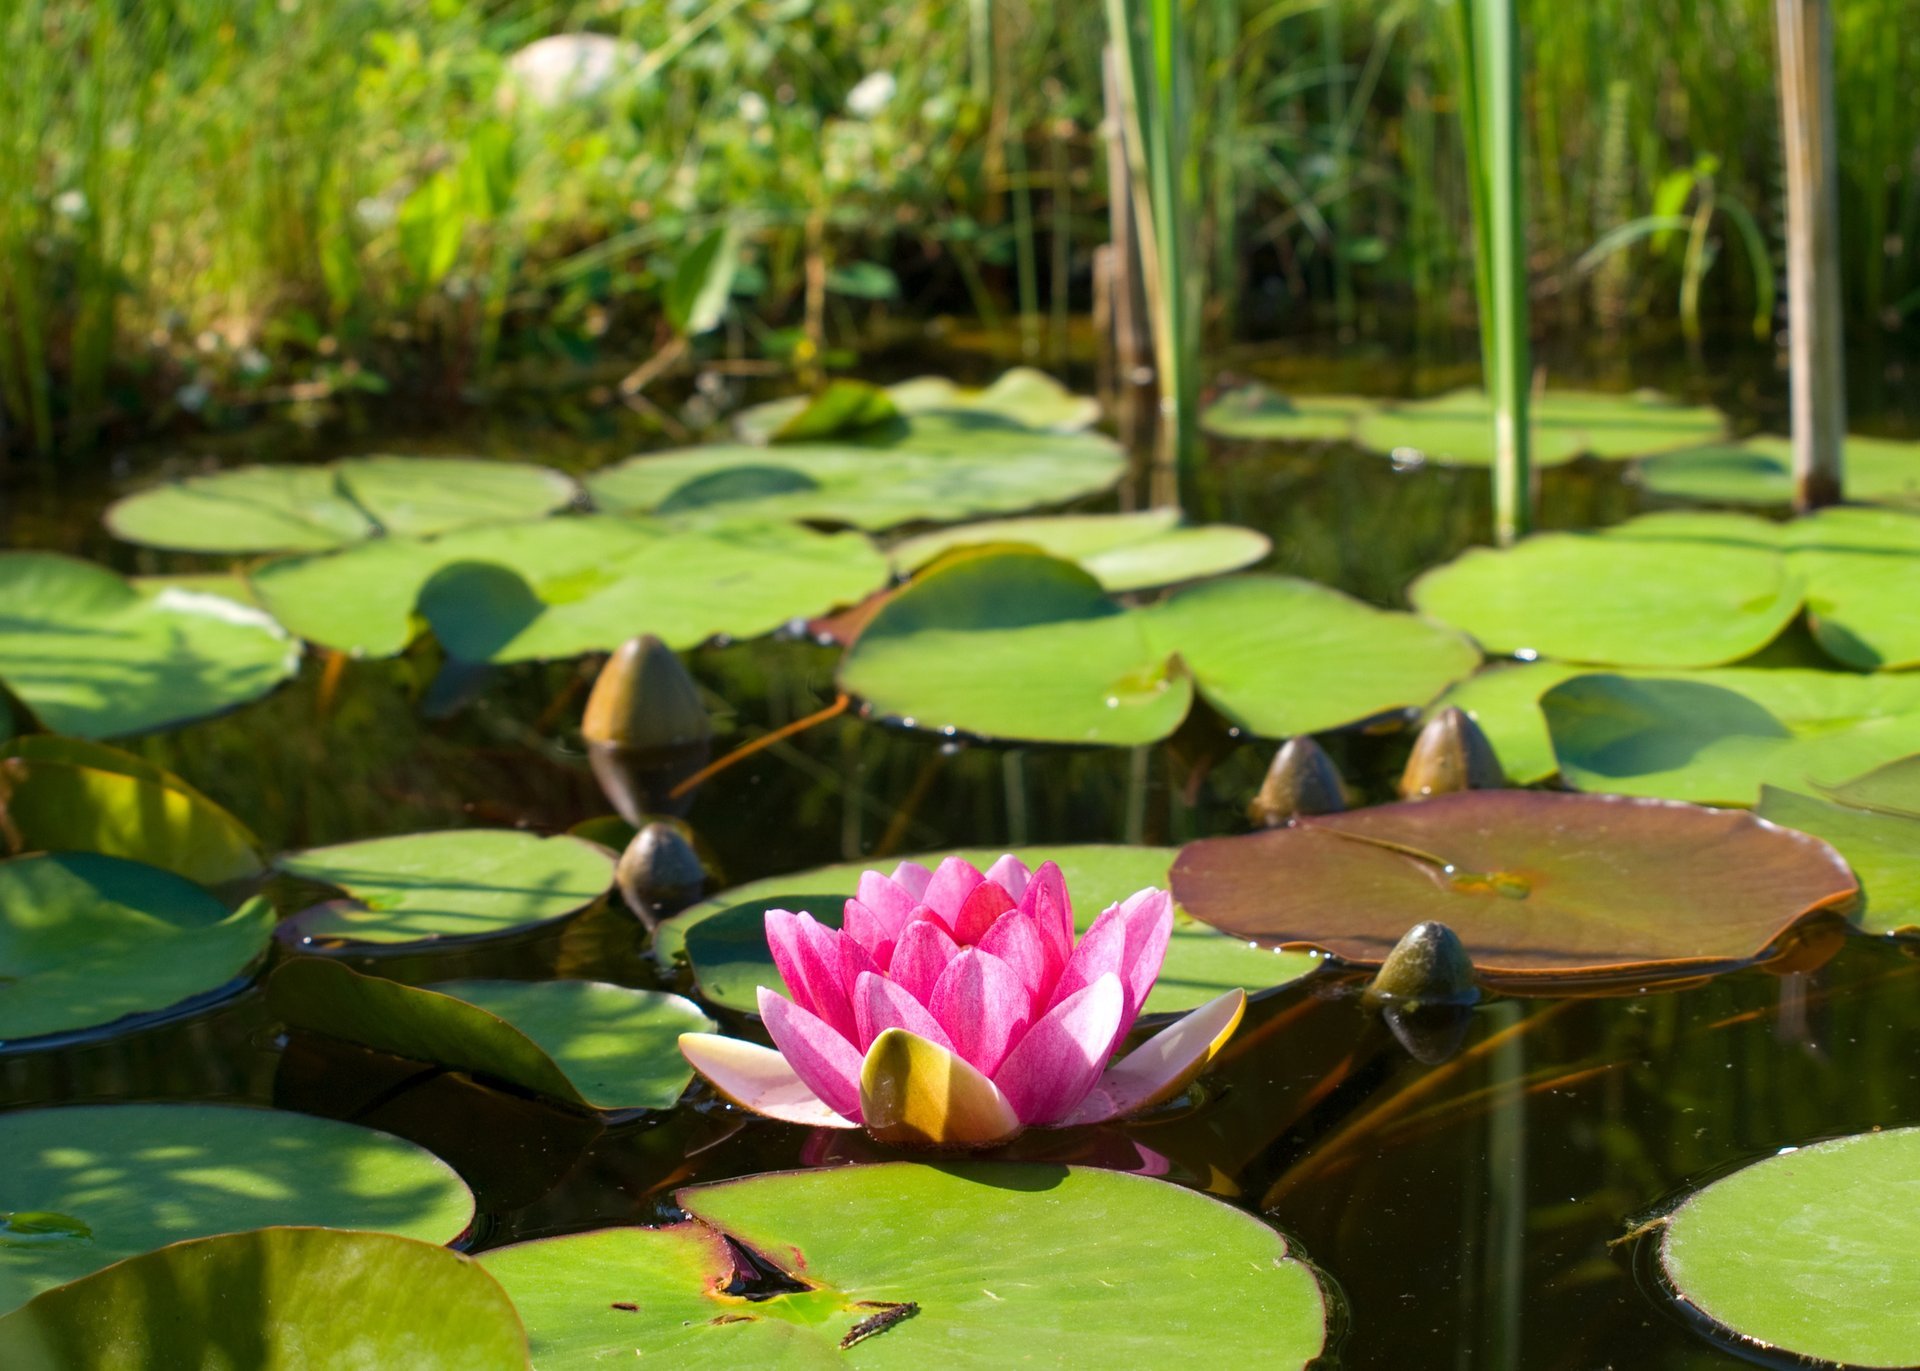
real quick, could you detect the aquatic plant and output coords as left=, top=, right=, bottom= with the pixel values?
left=679, top=854, right=1245, bottom=1147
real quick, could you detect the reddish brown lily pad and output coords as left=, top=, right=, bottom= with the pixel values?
left=1171, top=791, right=1859, bottom=992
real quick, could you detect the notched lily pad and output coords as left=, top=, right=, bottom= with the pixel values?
left=278, top=829, right=615, bottom=944
left=1172, top=790, right=1858, bottom=992
left=482, top=1163, right=1327, bottom=1369
left=890, top=509, right=1271, bottom=592
left=1354, top=387, right=1726, bottom=467
left=268, top=959, right=714, bottom=1111
left=1201, top=384, right=1377, bottom=443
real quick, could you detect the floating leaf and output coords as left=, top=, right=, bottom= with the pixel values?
left=1353, top=388, right=1726, bottom=467
left=1543, top=669, right=1920, bottom=806
left=1659, top=1127, right=1920, bottom=1369
left=0, top=554, right=299, bottom=739
left=105, top=457, right=579, bottom=553
left=1201, top=384, right=1377, bottom=443
left=891, top=510, right=1271, bottom=592
left=269, top=960, right=713, bottom=1110
left=1823, top=754, right=1920, bottom=817
left=278, top=830, right=614, bottom=943
left=659, top=845, right=1320, bottom=1018
left=1790, top=506, right=1920, bottom=669
left=0, top=853, right=274, bottom=1041
left=735, top=368, right=1099, bottom=444
left=481, top=1163, right=1326, bottom=1368
left=0, top=1103, right=473, bottom=1313
left=1639, top=432, right=1920, bottom=507
left=1757, top=787, right=1920, bottom=938
left=0, top=1228, right=529, bottom=1370
left=251, top=516, right=886, bottom=660
left=1171, top=791, right=1857, bottom=991
left=0, top=736, right=263, bottom=884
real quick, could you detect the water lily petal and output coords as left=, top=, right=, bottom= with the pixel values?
left=758, top=986, right=865, bottom=1121
left=984, top=853, right=1033, bottom=901
left=1049, top=903, right=1129, bottom=1010
left=993, top=972, right=1125, bottom=1125
left=889, top=917, right=961, bottom=1004
left=859, top=1028, right=1024, bottom=1148
left=842, top=898, right=897, bottom=967
left=950, top=880, right=1017, bottom=944
left=889, top=860, right=933, bottom=901
left=1110, top=887, right=1175, bottom=1041
left=922, top=856, right=987, bottom=923
left=857, top=869, right=920, bottom=934
left=1059, top=988, right=1247, bottom=1127
left=679, top=1032, right=857, bottom=1129
left=1019, top=860, right=1075, bottom=965
left=765, top=910, right=830, bottom=1022
left=928, top=947, right=1032, bottom=1076
left=976, top=904, right=1059, bottom=1005
left=791, top=912, right=876, bottom=1042
left=854, top=970, right=954, bottom=1052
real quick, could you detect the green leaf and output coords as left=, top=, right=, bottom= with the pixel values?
left=278, top=829, right=615, bottom=943
left=1353, top=388, right=1726, bottom=467
left=482, top=1163, right=1326, bottom=1368
left=1659, top=1127, right=1920, bottom=1368
left=0, top=852, right=274, bottom=1041
left=1758, top=785, right=1920, bottom=937
left=1639, top=433, right=1920, bottom=508
left=766, top=379, right=900, bottom=442
left=824, top=260, right=901, bottom=300
left=891, top=510, right=1270, bottom=592
left=658, top=845, right=1320, bottom=1017
left=1823, top=754, right=1920, bottom=817
left=269, top=960, right=714, bottom=1110
left=1426, top=660, right=1587, bottom=785
left=736, top=369, right=1099, bottom=443
left=663, top=226, right=740, bottom=336
left=1790, top=506, right=1920, bottom=669
left=1201, top=384, right=1377, bottom=443
left=0, top=1102, right=474, bottom=1313
left=0, top=1228, right=528, bottom=1370
left=0, top=736, right=263, bottom=884
left=0, top=554, right=299, bottom=739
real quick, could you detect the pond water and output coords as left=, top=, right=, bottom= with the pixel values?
left=6, top=322, right=1919, bottom=1367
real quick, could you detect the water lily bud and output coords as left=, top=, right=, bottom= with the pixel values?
left=1399, top=706, right=1505, bottom=799
left=1366, top=920, right=1478, bottom=1007
left=1248, top=736, right=1346, bottom=827
left=582, top=636, right=712, bottom=822
left=616, top=821, right=707, bottom=927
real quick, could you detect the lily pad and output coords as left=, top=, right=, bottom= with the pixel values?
left=251, top=516, right=886, bottom=660
left=269, top=959, right=714, bottom=1110
left=278, top=829, right=615, bottom=943
left=891, top=510, right=1270, bottom=592
left=1822, top=754, right=1920, bottom=817
left=0, top=553, right=299, bottom=739
left=1790, top=506, right=1920, bottom=669
left=1171, top=790, right=1857, bottom=991
left=481, top=1163, right=1326, bottom=1368
left=0, top=736, right=263, bottom=885
left=1201, top=384, right=1377, bottom=443
left=1543, top=669, right=1920, bottom=806
left=0, top=853, right=274, bottom=1042
left=1639, top=432, right=1920, bottom=507
left=1353, top=387, right=1726, bottom=467
left=736, top=368, right=1100, bottom=444
left=838, top=549, right=1477, bottom=745
left=0, top=1228, right=530, bottom=1370
left=659, top=845, right=1320, bottom=1018
left=1757, top=786, right=1920, bottom=938
left=1426, top=660, right=1588, bottom=785
left=105, top=456, right=578, bottom=553
left=0, top=1102, right=474, bottom=1313
left=1659, top=1127, right=1920, bottom=1369
left=1409, top=513, right=1799, bottom=667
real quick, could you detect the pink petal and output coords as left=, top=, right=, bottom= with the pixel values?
left=1019, top=861, right=1075, bottom=965
left=764, top=910, right=828, bottom=1020
left=922, top=856, right=986, bottom=923
left=1050, top=905, right=1129, bottom=1011
left=976, top=906, right=1059, bottom=1006
left=889, top=860, right=933, bottom=901
left=1062, top=988, right=1246, bottom=1127
left=927, top=948, right=1032, bottom=1077
left=679, top=1032, right=857, bottom=1128
left=1109, top=888, right=1174, bottom=1042
left=856, top=870, right=920, bottom=933
left=983, top=853, right=1032, bottom=901
left=757, top=987, right=865, bottom=1122
left=853, top=971, right=954, bottom=1052
left=842, top=899, right=897, bottom=967
left=787, top=913, right=877, bottom=1044
left=992, top=973, right=1125, bottom=1125
left=888, top=918, right=961, bottom=1004
left=949, top=881, right=1016, bottom=945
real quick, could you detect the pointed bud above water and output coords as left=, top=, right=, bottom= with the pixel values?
left=1399, top=706, right=1505, bottom=800
left=583, top=635, right=712, bottom=822
left=1248, top=736, right=1347, bottom=827
left=1366, top=920, right=1478, bottom=1007
left=616, top=821, right=707, bottom=926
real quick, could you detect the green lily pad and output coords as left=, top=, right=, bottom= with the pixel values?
left=481, top=1163, right=1326, bottom=1368
left=0, top=553, right=299, bottom=739
left=0, top=853, right=275, bottom=1041
left=1201, top=384, right=1377, bottom=443
left=1543, top=669, right=1920, bottom=806
left=736, top=368, right=1100, bottom=444
left=278, top=830, right=615, bottom=944
left=269, top=959, right=714, bottom=1110
left=1757, top=786, right=1920, bottom=938
left=660, top=845, right=1320, bottom=1018
left=105, top=456, right=578, bottom=553
left=891, top=510, right=1271, bottom=592
left=1172, top=790, right=1857, bottom=991
left=1822, top=754, right=1920, bottom=817
left=251, top=516, right=886, bottom=660
left=1790, top=506, right=1920, bottom=669
left=838, top=549, right=1477, bottom=745
left=1353, top=387, right=1727, bottom=467
left=1409, top=513, right=1799, bottom=667
left=0, top=1102, right=474, bottom=1313
left=0, top=736, right=263, bottom=885
left=0, top=1227, right=530, bottom=1370
left=1659, top=1127, right=1920, bottom=1369
left=1639, top=432, right=1920, bottom=507
left=1426, top=660, right=1588, bottom=785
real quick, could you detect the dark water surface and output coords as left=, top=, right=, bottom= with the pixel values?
left=6, top=325, right=1920, bottom=1368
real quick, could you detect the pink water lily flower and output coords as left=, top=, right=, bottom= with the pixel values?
left=679, top=854, right=1246, bottom=1148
